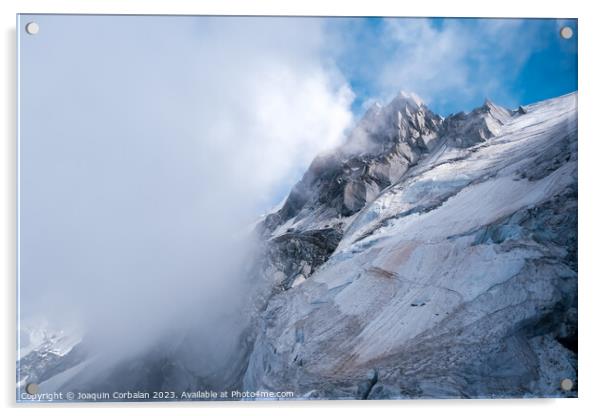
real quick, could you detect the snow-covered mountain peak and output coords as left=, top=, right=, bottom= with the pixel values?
left=262, top=93, right=527, bottom=237
left=260, top=92, right=446, bottom=234
left=395, top=90, right=425, bottom=108
left=442, top=98, right=512, bottom=148
left=347, top=91, right=442, bottom=155
left=19, top=320, right=82, bottom=359
left=478, top=98, right=512, bottom=122
left=361, top=91, right=424, bottom=122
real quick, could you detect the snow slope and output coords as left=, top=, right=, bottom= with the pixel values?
left=244, top=92, right=577, bottom=399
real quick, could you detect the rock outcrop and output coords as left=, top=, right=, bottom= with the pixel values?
left=244, top=92, right=578, bottom=399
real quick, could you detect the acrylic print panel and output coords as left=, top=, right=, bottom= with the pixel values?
left=17, top=14, right=578, bottom=402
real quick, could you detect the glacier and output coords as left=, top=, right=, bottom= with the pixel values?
left=245, top=91, right=577, bottom=399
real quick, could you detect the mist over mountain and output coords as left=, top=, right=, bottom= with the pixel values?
left=18, top=90, right=577, bottom=400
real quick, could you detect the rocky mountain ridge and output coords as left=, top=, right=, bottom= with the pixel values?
left=245, top=91, right=577, bottom=398
left=18, top=91, right=578, bottom=400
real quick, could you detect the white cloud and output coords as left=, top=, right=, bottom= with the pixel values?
left=185, top=18, right=355, bottom=208
left=359, top=18, right=546, bottom=112
left=20, top=16, right=354, bottom=359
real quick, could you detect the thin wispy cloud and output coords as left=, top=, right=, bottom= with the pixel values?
left=329, top=18, right=576, bottom=115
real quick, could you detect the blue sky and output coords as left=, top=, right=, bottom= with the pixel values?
left=18, top=15, right=578, bottom=331
left=329, top=17, right=577, bottom=116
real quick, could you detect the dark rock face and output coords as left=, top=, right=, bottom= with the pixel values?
left=442, top=100, right=512, bottom=148
left=266, top=228, right=343, bottom=290
left=263, top=92, right=445, bottom=235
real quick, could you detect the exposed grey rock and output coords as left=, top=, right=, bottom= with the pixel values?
left=265, top=228, right=343, bottom=290
left=442, top=99, right=512, bottom=148
left=244, top=92, right=578, bottom=399
left=263, top=91, right=445, bottom=236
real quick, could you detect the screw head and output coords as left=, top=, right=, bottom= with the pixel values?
left=560, top=26, right=573, bottom=40
left=560, top=378, right=574, bottom=391
left=25, top=22, right=39, bottom=35
left=25, top=383, right=39, bottom=395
